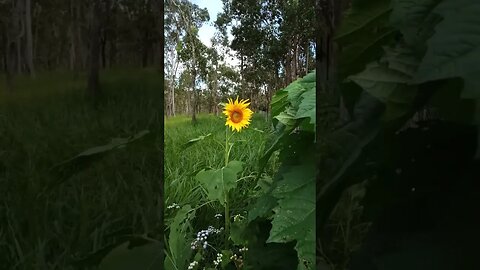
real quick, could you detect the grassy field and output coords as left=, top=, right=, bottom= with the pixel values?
left=0, top=69, right=163, bottom=269
left=164, top=112, right=279, bottom=268
left=164, top=113, right=276, bottom=214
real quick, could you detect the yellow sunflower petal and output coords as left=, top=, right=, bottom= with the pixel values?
left=223, top=97, right=254, bottom=132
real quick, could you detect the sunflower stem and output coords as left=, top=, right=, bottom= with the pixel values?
left=224, top=126, right=231, bottom=250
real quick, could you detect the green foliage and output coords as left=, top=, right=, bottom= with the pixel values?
left=196, top=161, right=243, bottom=206
left=0, top=70, right=162, bottom=269
left=270, top=70, right=316, bottom=128
left=320, top=0, right=480, bottom=268
left=389, top=0, right=442, bottom=49
left=413, top=0, right=480, bottom=100
left=249, top=71, right=316, bottom=269
left=51, top=130, right=151, bottom=177
left=336, top=0, right=396, bottom=80
left=181, top=133, right=212, bottom=150
left=164, top=114, right=277, bottom=269
left=268, top=163, right=316, bottom=270
left=348, top=45, right=419, bottom=121
left=165, top=205, right=196, bottom=270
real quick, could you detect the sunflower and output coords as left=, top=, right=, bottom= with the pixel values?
left=223, top=97, right=253, bottom=132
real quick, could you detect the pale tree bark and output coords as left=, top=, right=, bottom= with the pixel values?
left=87, top=0, right=104, bottom=99
left=170, top=57, right=178, bottom=116
left=25, top=0, right=35, bottom=77
left=212, top=67, right=218, bottom=116
left=15, top=0, right=25, bottom=74
left=3, top=0, right=24, bottom=90
left=3, top=22, right=15, bottom=91
left=191, top=59, right=197, bottom=123
left=170, top=0, right=199, bottom=122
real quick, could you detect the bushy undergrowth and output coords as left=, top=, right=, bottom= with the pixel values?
left=0, top=69, right=162, bottom=269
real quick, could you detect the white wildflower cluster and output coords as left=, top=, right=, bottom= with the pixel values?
left=239, top=247, right=248, bottom=252
left=190, top=226, right=223, bottom=250
left=166, top=202, right=180, bottom=209
left=187, top=261, right=198, bottom=269
left=233, top=214, right=244, bottom=222
left=230, top=253, right=244, bottom=264
left=213, top=253, right=223, bottom=266
left=214, top=213, right=222, bottom=219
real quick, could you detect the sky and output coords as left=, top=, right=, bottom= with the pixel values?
left=190, top=0, right=239, bottom=68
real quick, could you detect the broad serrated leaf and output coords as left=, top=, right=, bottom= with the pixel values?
left=336, top=0, right=392, bottom=41
left=271, top=90, right=289, bottom=120
left=336, top=0, right=396, bottom=79
left=348, top=46, right=419, bottom=120
left=286, top=79, right=308, bottom=106
left=248, top=194, right=278, bottom=222
left=274, top=107, right=297, bottom=127
left=267, top=164, right=315, bottom=270
left=195, top=161, right=243, bottom=205
left=414, top=0, right=480, bottom=99
left=165, top=205, right=195, bottom=270
left=390, top=0, right=442, bottom=48
left=295, top=87, right=316, bottom=125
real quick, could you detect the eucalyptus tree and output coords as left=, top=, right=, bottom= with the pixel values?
left=166, top=0, right=209, bottom=122
left=214, top=0, right=316, bottom=110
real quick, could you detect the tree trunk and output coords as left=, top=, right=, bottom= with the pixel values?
left=101, top=30, right=107, bottom=69
left=4, top=28, right=14, bottom=91
left=305, top=41, right=310, bottom=74
left=142, top=30, right=150, bottom=68
left=24, top=0, right=34, bottom=77
left=16, top=30, right=22, bottom=74
left=69, top=0, right=76, bottom=71
left=15, top=0, right=23, bottom=74
left=76, top=1, right=85, bottom=69
left=171, top=80, right=175, bottom=116
left=213, top=68, right=218, bottom=116
left=109, top=37, right=116, bottom=68
left=87, top=0, right=103, bottom=99
left=191, top=65, right=197, bottom=123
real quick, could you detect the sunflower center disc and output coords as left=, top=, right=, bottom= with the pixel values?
left=232, top=111, right=242, bottom=123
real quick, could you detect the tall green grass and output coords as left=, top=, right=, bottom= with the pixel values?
left=164, top=112, right=278, bottom=237
left=0, top=69, right=162, bottom=269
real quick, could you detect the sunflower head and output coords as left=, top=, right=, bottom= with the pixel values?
left=223, top=97, right=253, bottom=132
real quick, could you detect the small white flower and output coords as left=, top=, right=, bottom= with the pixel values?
left=188, top=261, right=198, bottom=269
left=167, top=202, right=180, bottom=209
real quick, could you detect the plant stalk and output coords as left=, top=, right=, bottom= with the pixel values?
left=224, top=126, right=231, bottom=249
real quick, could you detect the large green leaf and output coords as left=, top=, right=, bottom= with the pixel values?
left=390, top=0, right=442, bottom=48
left=165, top=205, right=195, bottom=270
left=348, top=46, right=419, bottom=120
left=261, top=71, right=316, bottom=173
left=295, top=87, right=316, bottom=125
left=195, top=160, right=243, bottom=205
left=336, top=0, right=396, bottom=80
left=267, top=163, right=316, bottom=270
left=414, top=0, right=480, bottom=100
left=243, top=220, right=299, bottom=270
left=271, top=90, right=289, bottom=121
